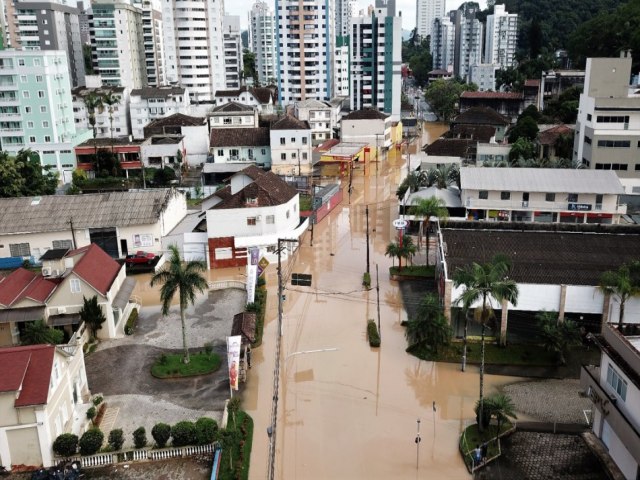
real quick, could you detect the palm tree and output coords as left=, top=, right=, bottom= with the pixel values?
left=400, top=235, right=417, bottom=267
left=426, top=164, right=459, bottom=189
left=385, top=241, right=400, bottom=268
left=83, top=92, right=103, bottom=158
left=411, top=196, right=449, bottom=265
left=536, top=311, right=581, bottom=365
left=100, top=92, right=119, bottom=154
left=488, top=393, right=517, bottom=441
left=453, top=254, right=519, bottom=432
left=599, top=261, right=640, bottom=328
left=405, top=293, right=451, bottom=354
left=21, top=320, right=64, bottom=345
left=150, top=244, right=208, bottom=364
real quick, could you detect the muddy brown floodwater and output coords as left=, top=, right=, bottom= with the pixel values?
left=242, top=130, right=525, bottom=480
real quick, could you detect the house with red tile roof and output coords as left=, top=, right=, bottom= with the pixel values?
left=0, top=344, right=91, bottom=470
left=0, top=243, right=138, bottom=346
left=459, top=91, right=524, bottom=122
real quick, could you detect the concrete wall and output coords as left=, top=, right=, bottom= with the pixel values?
left=182, top=125, right=210, bottom=166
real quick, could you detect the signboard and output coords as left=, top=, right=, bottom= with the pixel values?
left=568, top=203, right=592, bottom=212
left=250, top=248, right=259, bottom=266
left=246, top=264, right=257, bottom=303
left=226, top=336, right=242, bottom=391
left=257, top=256, right=270, bottom=277
left=393, top=219, right=409, bottom=230
left=291, top=273, right=312, bottom=287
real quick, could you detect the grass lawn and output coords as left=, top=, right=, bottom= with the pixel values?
left=219, top=411, right=254, bottom=480
left=460, top=422, right=513, bottom=471
left=389, top=265, right=435, bottom=277
left=299, top=194, right=312, bottom=211
left=151, top=351, right=222, bottom=378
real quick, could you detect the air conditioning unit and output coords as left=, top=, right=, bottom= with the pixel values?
left=57, top=307, right=66, bottom=314
left=52, top=269, right=60, bottom=277
left=42, top=267, right=51, bottom=276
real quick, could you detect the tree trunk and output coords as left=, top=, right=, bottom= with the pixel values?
left=180, top=304, right=190, bottom=364
left=461, top=313, right=469, bottom=372
left=479, top=322, right=485, bottom=433
left=619, top=299, right=625, bottom=328
left=425, top=220, right=430, bottom=266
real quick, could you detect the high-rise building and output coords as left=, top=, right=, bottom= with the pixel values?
left=249, top=1, right=276, bottom=85
left=484, top=4, right=517, bottom=69
left=1, top=0, right=21, bottom=48
left=223, top=16, right=243, bottom=89
left=134, top=0, right=165, bottom=87
left=0, top=50, right=91, bottom=182
left=350, top=7, right=401, bottom=118
left=336, top=0, right=354, bottom=37
left=451, top=4, right=482, bottom=80
left=430, top=16, right=454, bottom=72
left=276, top=0, right=335, bottom=105
left=79, top=8, right=91, bottom=45
left=89, top=0, right=146, bottom=89
left=14, top=0, right=86, bottom=87
left=375, top=0, right=395, bottom=16
left=162, top=0, right=225, bottom=102
left=415, top=0, right=444, bottom=39
left=335, top=35, right=349, bottom=97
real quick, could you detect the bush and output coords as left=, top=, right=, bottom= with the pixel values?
left=52, top=433, right=78, bottom=457
left=362, top=272, right=371, bottom=288
left=195, top=417, right=218, bottom=445
left=86, top=406, right=97, bottom=421
left=257, top=276, right=266, bottom=287
left=133, top=427, right=147, bottom=449
left=151, top=423, right=171, bottom=448
left=245, top=302, right=259, bottom=313
left=79, top=428, right=104, bottom=456
left=367, top=320, right=380, bottom=347
left=108, top=429, right=124, bottom=451
left=171, top=421, right=197, bottom=447
left=204, top=342, right=213, bottom=355
left=124, top=308, right=139, bottom=335
left=92, top=395, right=103, bottom=406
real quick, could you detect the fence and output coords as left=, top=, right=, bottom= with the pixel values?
left=208, top=280, right=246, bottom=291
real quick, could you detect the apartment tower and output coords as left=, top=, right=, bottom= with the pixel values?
left=415, top=0, right=444, bottom=39
left=249, top=1, right=276, bottom=85
left=484, top=4, right=517, bottom=68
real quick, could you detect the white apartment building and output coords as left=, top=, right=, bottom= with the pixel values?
left=350, top=7, right=401, bottom=119
left=72, top=86, right=130, bottom=139
left=416, top=0, right=444, bottom=39
left=276, top=0, right=335, bottom=106
left=14, top=0, right=85, bottom=87
left=294, top=99, right=340, bottom=145
left=469, top=63, right=498, bottom=91
left=130, top=86, right=190, bottom=139
left=89, top=0, right=146, bottom=89
left=453, top=7, right=483, bottom=81
left=162, top=0, right=225, bottom=102
left=335, top=35, right=350, bottom=97
left=335, top=0, right=355, bottom=37
left=431, top=15, right=454, bottom=72
left=249, top=1, right=276, bottom=85
left=269, top=115, right=313, bottom=175
left=574, top=53, right=640, bottom=179
left=484, top=4, right=518, bottom=69
left=223, top=16, right=243, bottom=90
left=0, top=51, right=92, bottom=184
left=133, top=0, right=165, bottom=87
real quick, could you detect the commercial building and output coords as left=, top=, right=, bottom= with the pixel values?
left=484, top=4, right=517, bottom=69
left=415, top=0, right=444, bottom=39
left=249, top=1, right=276, bottom=85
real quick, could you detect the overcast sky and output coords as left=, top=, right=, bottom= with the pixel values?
left=229, top=0, right=488, bottom=30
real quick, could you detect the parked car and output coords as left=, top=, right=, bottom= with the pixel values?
left=125, top=251, right=156, bottom=265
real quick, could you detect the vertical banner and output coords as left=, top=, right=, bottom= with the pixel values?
left=227, top=336, right=242, bottom=391
left=246, top=264, right=257, bottom=303
left=250, top=247, right=259, bottom=266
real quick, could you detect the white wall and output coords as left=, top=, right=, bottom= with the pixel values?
left=269, top=129, right=313, bottom=173
left=182, top=125, right=209, bottom=166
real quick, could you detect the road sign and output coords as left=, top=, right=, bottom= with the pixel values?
left=291, top=273, right=312, bottom=287
left=393, top=219, right=409, bottom=230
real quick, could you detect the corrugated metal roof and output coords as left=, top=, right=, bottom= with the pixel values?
left=460, top=168, right=624, bottom=194
left=0, top=189, right=182, bottom=235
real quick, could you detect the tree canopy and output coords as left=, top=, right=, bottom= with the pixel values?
left=424, top=79, right=478, bottom=122
left=0, top=150, right=58, bottom=198
left=402, top=30, right=433, bottom=86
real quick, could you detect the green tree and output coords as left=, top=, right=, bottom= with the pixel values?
left=399, top=235, right=417, bottom=267
left=479, top=393, right=517, bottom=439
left=242, top=49, right=258, bottom=85
left=15, top=150, right=58, bottom=195
left=509, top=137, right=536, bottom=162
left=80, top=295, right=107, bottom=341
left=453, top=255, right=519, bottom=432
left=219, top=429, right=239, bottom=470
left=83, top=44, right=94, bottom=75
left=508, top=116, right=539, bottom=143
left=599, top=261, right=640, bottom=327
left=411, top=196, right=449, bottom=266
left=150, top=244, right=208, bottom=364
left=100, top=92, right=119, bottom=153
left=424, top=79, right=477, bottom=122
left=536, top=311, right=581, bottom=365
left=425, top=164, right=460, bottom=190
left=83, top=92, right=103, bottom=158
left=21, top=320, right=64, bottom=345
left=0, top=151, right=26, bottom=197
left=405, top=293, right=451, bottom=354
left=385, top=241, right=401, bottom=269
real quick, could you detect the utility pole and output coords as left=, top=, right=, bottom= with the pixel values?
left=376, top=264, right=381, bottom=340
left=365, top=205, right=370, bottom=275
left=348, top=159, right=353, bottom=204
left=415, top=418, right=421, bottom=470
left=68, top=218, right=77, bottom=249
left=310, top=183, right=315, bottom=247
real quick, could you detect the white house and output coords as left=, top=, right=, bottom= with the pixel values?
left=207, top=128, right=271, bottom=167
left=0, top=189, right=187, bottom=260
left=141, top=136, right=186, bottom=169
left=130, top=86, right=191, bottom=140
left=0, top=344, right=92, bottom=470
left=209, top=102, right=259, bottom=129
left=203, top=165, right=308, bottom=268
left=143, top=114, right=209, bottom=166
left=269, top=115, right=313, bottom=175
left=213, top=86, right=278, bottom=114
left=294, top=99, right=340, bottom=146
left=72, top=86, right=130, bottom=139
left=341, top=109, right=394, bottom=149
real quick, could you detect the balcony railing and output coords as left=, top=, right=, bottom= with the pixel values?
left=464, top=198, right=623, bottom=214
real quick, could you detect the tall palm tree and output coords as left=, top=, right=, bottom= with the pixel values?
left=599, top=261, right=640, bottom=328
left=400, top=235, right=417, bottom=267
left=100, top=92, right=119, bottom=154
left=411, top=196, right=449, bottom=265
left=426, top=164, right=459, bottom=189
left=405, top=293, right=451, bottom=354
left=83, top=92, right=103, bottom=158
left=453, top=254, right=519, bottom=432
left=150, top=244, right=208, bottom=364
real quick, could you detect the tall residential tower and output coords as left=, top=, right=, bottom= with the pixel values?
left=249, top=1, right=276, bottom=85
left=416, top=0, right=444, bottom=39
left=484, top=4, right=517, bottom=69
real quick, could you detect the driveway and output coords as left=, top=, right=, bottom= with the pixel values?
left=84, top=288, right=246, bottom=447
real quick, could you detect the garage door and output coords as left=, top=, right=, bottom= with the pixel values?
left=89, top=227, right=119, bottom=257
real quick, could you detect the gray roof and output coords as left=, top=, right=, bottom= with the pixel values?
left=460, top=168, right=625, bottom=194
left=296, top=99, right=331, bottom=109
left=408, top=187, right=462, bottom=208
left=0, top=189, right=183, bottom=235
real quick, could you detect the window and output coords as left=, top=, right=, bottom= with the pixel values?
left=302, top=137, right=308, bottom=145
left=266, top=215, right=275, bottom=224
left=500, top=191, right=510, bottom=200
left=247, top=217, right=257, bottom=226
left=597, top=140, right=630, bottom=148
left=23, top=91, right=30, bottom=98
left=587, top=114, right=592, bottom=121
left=36, top=75, right=43, bottom=82
left=606, top=364, right=627, bottom=401
left=302, top=152, right=308, bottom=160
left=280, top=137, right=285, bottom=145
left=44, top=135, right=51, bottom=142
left=545, top=193, right=555, bottom=202
left=69, top=278, right=81, bottom=293
left=568, top=193, right=578, bottom=203
left=596, top=115, right=629, bottom=123
left=25, top=106, right=31, bottom=113
left=281, top=153, right=286, bottom=160
left=286, top=210, right=290, bottom=219
left=52, top=239, right=73, bottom=249
left=217, top=149, right=224, bottom=157
left=595, top=194, right=603, bottom=210
left=261, top=148, right=266, bottom=155
left=42, top=121, right=49, bottom=128
left=290, top=137, right=296, bottom=143
left=479, top=190, right=488, bottom=200
left=522, top=192, right=529, bottom=202
left=20, top=75, right=27, bottom=83
left=40, top=106, right=47, bottom=113
left=27, top=121, right=34, bottom=128
left=18, top=58, right=25, bottom=66
left=29, top=136, right=36, bottom=142
left=9, top=242, right=30, bottom=256
left=34, top=59, right=40, bottom=66
left=584, top=136, right=591, bottom=145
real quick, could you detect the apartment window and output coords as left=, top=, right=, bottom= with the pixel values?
left=25, top=106, right=31, bottom=113
left=40, top=106, right=47, bottom=113
left=29, top=136, right=36, bottom=142
left=44, top=135, right=51, bottom=142
left=280, top=137, right=285, bottom=145
left=18, top=58, right=25, bottom=66
left=27, top=121, right=34, bottom=128
left=261, top=149, right=266, bottom=155
left=545, top=193, right=555, bottom=202
left=302, top=152, right=308, bottom=160
left=223, top=117, right=231, bottom=124
left=290, top=137, right=296, bottom=143
left=246, top=217, right=257, bottom=226
left=587, top=114, right=592, bottom=121
left=286, top=210, right=290, bottom=219
left=568, top=193, right=578, bottom=203
left=280, top=153, right=286, bottom=160
left=34, top=59, right=40, bottom=66
left=52, top=240, right=73, bottom=249
left=20, top=75, right=27, bottom=83
left=266, top=215, right=275, bottom=224
left=597, top=140, right=630, bottom=148
left=42, top=121, right=49, bottom=128
left=595, top=194, right=603, bottom=210
left=606, top=364, right=627, bottom=401
left=479, top=190, right=488, bottom=200
left=500, top=191, right=510, bottom=200
left=70, top=278, right=81, bottom=294
left=584, top=135, right=591, bottom=145
left=596, top=115, right=629, bottom=123
left=23, top=91, right=30, bottom=98
left=9, top=242, right=30, bottom=257
left=217, top=149, right=224, bottom=157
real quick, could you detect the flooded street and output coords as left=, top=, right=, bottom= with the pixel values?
left=243, top=128, right=525, bottom=479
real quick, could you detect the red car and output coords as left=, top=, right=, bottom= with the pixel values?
left=125, top=251, right=156, bottom=265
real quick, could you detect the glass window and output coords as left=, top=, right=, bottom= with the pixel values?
left=9, top=242, right=30, bottom=256
left=568, top=193, right=578, bottom=203
left=70, top=278, right=81, bottom=293
left=545, top=193, right=555, bottom=202
left=606, top=364, right=627, bottom=401
left=246, top=217, right=257, bottom=226
left=500, top=191, right=510, bottom=200
left=266, top=215, right=275, bottom=224
left=281, top=153, right=286, bottom=160
left=302, top=137, right=308, bottom=144
left=479, top=190, right=488, bottom=200
left=280, top=137, right=285, bottom=145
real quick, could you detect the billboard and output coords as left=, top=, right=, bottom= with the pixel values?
left=227, top=335, right=242, bottom=391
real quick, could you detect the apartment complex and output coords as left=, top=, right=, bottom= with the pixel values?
left=130, top=86, right=190, bottom=139
left=451, top=4, right=483, bottom=80
left=335, top=0, right=354, bottom=37
left=350, top=7, right=401, bottom=118
left=162, top=0, right=225, bottom=102
left=134, top=0, right=165, bottom=87
left=0, top=51, right=91, bottom=183
left=415, top=0, right=444, bottom=39
left=249, top=1, right=276, bottom=85
left=431, top=15, right=454, bottom=72
left=89, top=0, right=146, bottom=89
left=223, top=16, right=243, bottom=89
left=14, top=0, right=85, bottom=87
left=276, top=0, right=335, bottom=105
left=484, top=4, right=517, bottom=69
left=574, top=53, right=640, bottom=179
left=334, top=35, right=350, bottom=97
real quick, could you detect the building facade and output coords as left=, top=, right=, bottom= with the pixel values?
left=72, top=86, right=129, bottom=139
left=129, top=86, right=190, bottom=139
left=133, top=0, right=165, bottom=87
left=415, top=0, right=444, bottom=39
left=334, top=35, right=350, bottom=97
left=484, top=4, right=517, bottom=69
left=223, top=15, right=243, bottom=89
left=335, top=0, right=354, bottom=37
left=269, top=115, right=313, bottom=175
left=249, top=1, right=276, bottom=85
left=294, top=99, right=340, bottom=145
left=451, top=5, right=483, bottom=81
left=469, top=63, right=498, bottom=91
left=430, top=15, right=454, bottom=72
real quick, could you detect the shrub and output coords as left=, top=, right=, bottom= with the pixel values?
left=124, top=308, right=139, bottom=335
left=367, top=320, right=380, bottom=347
left=195, top=417, right=218, bottom=445
left=79, top=428, right=104, bottom=456
left=171, top=421, right=197, bottom=447
left=245, top=302, right=259, bottom=313
left=362, top=272, right=371, bottom=288
left=151, top=423, right=171, bottom=448
left=92, top=395, right=103, bottom=406
left=108, top=429, right=124, bottom=451
left=133, top=427, right=147, bottom=449
left=257, top=276, right=266, bottom=287
left=204, top=342, right=213, bottom=355
left=86, top=406, right=97, bottom=421
left=52, top=433, right=78, bottom=457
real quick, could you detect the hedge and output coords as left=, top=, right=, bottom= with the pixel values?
left=108, top=429, right=124, bottom=451
left=151, top=423, right=171, bottom=448
left=195, top=417, right=218, bottom=445
left=53, top=433, right=78, bottom=457
left=124, top=308, right=139, bottom=335
left=133, top=427, right=147, bottom=449
left=79, top=428, right=104, bottom=456
left=367, top=320, right=380, bottom=347
left=171, top=421, right=197, bottom=447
